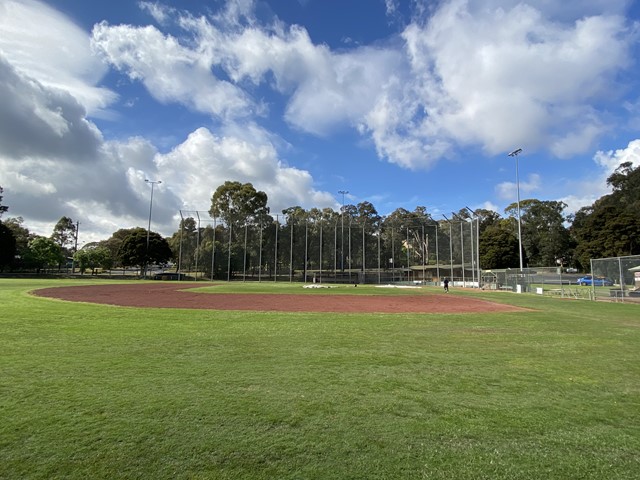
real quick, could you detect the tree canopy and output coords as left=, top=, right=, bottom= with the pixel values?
left=73, top=245, right=113, bottom=274
left=51, top=216, right=77, bottom=252
left=6, top=163, right=640, bottom=274
left=118, top=228, right=173, bottom=270
left=571, top=162, right=640, bottom=267
left=23, top=237, right=64, bottom=272
left=209, top=181, right=270, bottom=227
left=0, top=222, right=16, bottom=270
left=0, top=186, right=8, bottom=218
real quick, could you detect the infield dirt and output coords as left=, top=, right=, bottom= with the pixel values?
left=34, top=283, right=529, bottom=314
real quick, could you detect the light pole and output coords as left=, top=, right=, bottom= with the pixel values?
left=145, top=179, right=161, bottom=277
left=338, top=190, right=348, bottom=273
left=508, top=148, right=524, bottom=271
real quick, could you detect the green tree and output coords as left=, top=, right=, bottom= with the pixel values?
left=4, top=218, right=37, bottom=270
left=0, top=186, right=8, bottom=218
left=571, top=162, right=640, bottom=267
left=0, top=189, right=15, bottom=270
left=479, top=221, right=521, bottom=269
left=209, top=181, right=270, bottom=227
left=505, top=199, right=573, bottom=267
left=24, top=237, right=64, bottom=273
left=381, top=207, right=433, bottom=271
left=73, top=246, right=113, bottom=275
left=168, top=217, right=199, bottom=272
left=100, top=228, right=144, bottom=267
left=118, top=229, right=172, bottom=273
left=0, top=222, right=16, bottom=270
left=208, top=182, right=270, bottom=279
left=51, top=216, right=77, bottom=252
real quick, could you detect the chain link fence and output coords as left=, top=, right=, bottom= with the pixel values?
left=591, top=255, right=640, bottom=303
left=481, top=256, right=640, bottom=303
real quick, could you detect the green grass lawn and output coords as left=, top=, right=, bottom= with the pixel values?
left=1, top=279, right=639, bottom=479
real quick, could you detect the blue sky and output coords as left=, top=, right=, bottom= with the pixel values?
left=1, top=0, right=640, bottom=242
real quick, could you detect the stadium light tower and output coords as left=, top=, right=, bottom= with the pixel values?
left=508, top=148, right=523, bottom=271
left=338, top=190, right=349, bottom=272
left=145, top=179, right=162, bottom=277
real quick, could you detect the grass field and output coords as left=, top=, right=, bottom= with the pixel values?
left=1, top=279, right=639, bottom=479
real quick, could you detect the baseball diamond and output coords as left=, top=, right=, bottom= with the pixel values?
left=33, top=283, right=529, bottom=313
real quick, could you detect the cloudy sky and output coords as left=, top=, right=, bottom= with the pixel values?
left=1, top=0, right=640, bottom=242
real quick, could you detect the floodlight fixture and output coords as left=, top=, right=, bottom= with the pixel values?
left=508, top=148, right=522, bottom=157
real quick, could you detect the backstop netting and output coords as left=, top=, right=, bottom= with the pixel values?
left=175, top=210, right=481, bottom=286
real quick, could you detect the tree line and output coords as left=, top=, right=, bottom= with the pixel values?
left=1, top=162, right=638, bottom=276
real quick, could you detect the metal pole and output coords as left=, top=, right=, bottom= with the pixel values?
left=304, top=222, right=308, bottom=283
left=391, top=227, right=395, bottom=283
left=377, top=231, right=381, bottom=284
left=435, top=223, right=440, bottom=283
left=508, top=149, right=524, bottom=271
left=258, top=222, right=262, bottom=282
left=464, top=207, right=475, bottom=288
left=406, top=226, right=410, bottom=282
left=450, top=222, right=454, bottom=283
left=290, top=218, right=294, bottom=282
left=319, top=222, right=323, bottom=284
left=460, top=220, right=465, bottom=287
left=476, top=216, right=480, bottom=287
left=178, top=211, right=184, bottom=278
left=227, top=224, right=232, bottom=282
left=243, top=223, right=248, bottom=282
left=348, top=218, right=352, bottom=282
left=443, top=215, right=453, bottom=285
left=619, top=257, right=625, bottom=303
left=274, top=216, right=279, bottom=282
left=339, top=190, right=348, bottom=273
left=145, top=179, right=161, bottom=278
left=334, top=222, right=337, bottom=281
left=211, top=217, right=216, bottom=281
left=422, top=225, right=426, bottom=284
left=362, top=221, right=365, bottom=284
left=195, top=212, right=200, bottom=281
left=71, top=221, right=79, bottom=274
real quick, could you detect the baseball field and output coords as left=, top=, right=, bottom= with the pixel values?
left=1, top=278, right=638, bottom=479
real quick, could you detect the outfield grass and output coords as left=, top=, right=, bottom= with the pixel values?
left=1, top=279, right=639, bottom=479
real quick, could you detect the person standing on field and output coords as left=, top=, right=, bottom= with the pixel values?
left=443, top=278, right=449, bottom=293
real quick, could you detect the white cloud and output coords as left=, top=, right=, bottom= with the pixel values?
left=558, top=138, right=640, bottom=213
left=593, top=138, right=640, bottom=173
left=0, top=56, right=103, bottom=162
left=385, top=0, right=398, bottom=16
left=138, top=1, right=175, bottom=25
left=91, top=0, right=636, bottom=171
left=0, top=0, right=116, bottom=115
left=155, top=126, right=336, bottom=215
left=91, top=21, right=255, bottom=121
left=1, top=0, right=639, bottom=243
left=495, top=173, right=541, bottom=201
left=390, top=0, right=634, bottom=166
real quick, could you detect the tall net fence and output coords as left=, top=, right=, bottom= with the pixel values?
left=175, top=210, right=482, bottom=286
